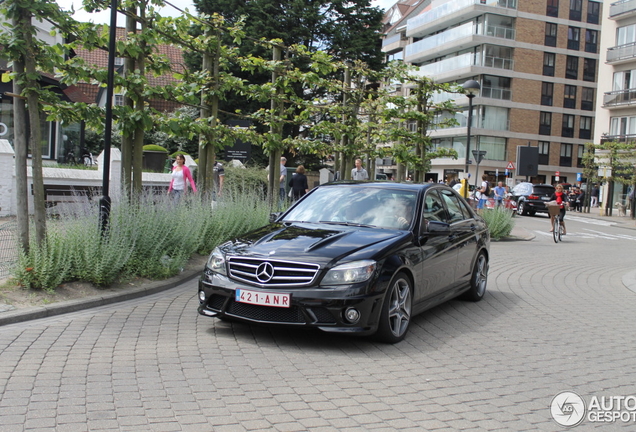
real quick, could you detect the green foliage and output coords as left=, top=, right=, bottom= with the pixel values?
left=13, top=170, right=272, bottom=290
left=14, top=230, right=71, bottom=291
left=479, top=207, right=515, bottom=241
left=222, top=165, right=268, bottom=195
left=142, top=144, right=169, bottom=152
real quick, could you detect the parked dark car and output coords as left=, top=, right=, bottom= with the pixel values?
left=510, top=182, right=556, bottom=216
left=198, top=182, right=490, bottom=343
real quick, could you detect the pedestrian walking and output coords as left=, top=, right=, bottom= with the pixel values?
left=476, top=174, right=490, bottom=210
left=351, top=159, right=369, bottom=180
left=288, top=165, right=309, bottom=201
left=590, top=184, right=599, bottom=207
left=168, top=154, right=196, bottom=201
left=213, top=160, right=225, bottom=199
left=279, top=157, right=287, bottom=202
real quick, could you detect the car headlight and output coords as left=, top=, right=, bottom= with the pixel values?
left=206, top=247, right=227, bottom=275
left=322, top=260, right=376, bottom=285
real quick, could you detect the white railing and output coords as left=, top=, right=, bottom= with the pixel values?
left=405, top=22, right=474, bottom=59
left=407, top=0, right=516, bottom=33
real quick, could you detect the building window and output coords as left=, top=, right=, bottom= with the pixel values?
left=545, top=23, right=557, bottom=47
left=570, top=0, right=582, bottom=21
left=587, top=1, right=600, bottom=24
left=566, top=56, right=578, bottom=80
left=114, top=57, right=124, bottom=66
left=547, top=0, right=559, bottom=17
left=477, top=136, right=506, bottom=161
left=114, top=94, right=124, bottom=106
left=585, top=29, right=598, bottom=53
left=577, top=145, right=585, bottom=168
left=562, top=114, right=575, bottom=138
left=481, top=75, right=511, bottom=100
left=540, top=112, right=552, bottom=135
left=581, top=87, right=594, bottom=110
left=580, top=116, right=592, bottom=140
left=541, top=82, right=554, bottom=106
left=617, top=24, right=636, bottom=46
left=560, top=143, right=573, bottom=167
left=568, top=27, right=580, bottom=50
left=543, top=53, right=556, bottom=77
left=583, top=58, right=596, bottom=81
left=538, top=141, right=550, bottom=165
left=564, top=85, right=577, bottom=109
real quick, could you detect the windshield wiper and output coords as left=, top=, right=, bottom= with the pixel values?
left=319, top=221, right=376, bottom=228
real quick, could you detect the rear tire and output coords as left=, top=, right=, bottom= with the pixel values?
left=375, top=272, right=412, bottom=344
left=462, top=252, right=488, bottom=302
left=517, top=201, right=527, bottom=216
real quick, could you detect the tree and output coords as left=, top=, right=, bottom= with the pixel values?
left=583, top=140, right=636, bottom=216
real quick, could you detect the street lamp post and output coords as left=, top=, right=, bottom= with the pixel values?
left=462, top=79, right=481, bottom=197
left=99, top=0, right=118, bottom=233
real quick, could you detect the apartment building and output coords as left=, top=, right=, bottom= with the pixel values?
left=594, top=0, right=636, bottom=206
left=380, top=0, right=602, bottom=186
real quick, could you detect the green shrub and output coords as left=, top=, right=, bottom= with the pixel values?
left=13, top=183, right=272, bottom=291
left=479, top=206, right=515, bottom=240
left=142, top=144, right=168, bottom=152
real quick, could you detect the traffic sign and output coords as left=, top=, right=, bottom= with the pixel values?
left=506, top=161, right=515, bottom=170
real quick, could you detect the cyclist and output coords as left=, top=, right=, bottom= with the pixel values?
left=549, top=184, right=568, bottom=235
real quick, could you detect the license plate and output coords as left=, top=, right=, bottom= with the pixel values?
left=541, top=197, right=550, bottom=201
left=236, top=289, right=291, bottom=308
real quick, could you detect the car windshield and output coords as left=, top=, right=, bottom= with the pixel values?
left=283, top=186, right=418, bottom=230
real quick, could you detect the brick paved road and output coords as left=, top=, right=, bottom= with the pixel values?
left=1, top=215, right=636, bottom=431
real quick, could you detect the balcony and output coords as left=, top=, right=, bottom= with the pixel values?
left=603, top=88, right=636, bottom=108
left=607, top=42, right=636, bottom=64
left=610, top=0, right=636, bottom=20
left=406, top=0, right=517, bottom=39
left=404, top=22, right=515, bottom=64
left=601, top=133, right=636, bottom=144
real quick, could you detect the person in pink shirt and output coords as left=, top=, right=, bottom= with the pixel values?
left=168, top=154, right=196, bottom=200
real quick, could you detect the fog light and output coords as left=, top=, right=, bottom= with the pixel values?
left=345, top=308, right=360, bottom=324
left=198, top=291, right=206, bottom=302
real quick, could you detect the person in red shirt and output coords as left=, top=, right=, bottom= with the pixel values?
left=549, top=184, right=568, bottom=235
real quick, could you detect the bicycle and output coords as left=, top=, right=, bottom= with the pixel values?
left=547, top=204, right=564, bottom=243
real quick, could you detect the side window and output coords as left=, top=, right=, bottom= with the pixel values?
left=422, top=191, right=447, bottom=222
left=439, top=189, right=467, bottom=224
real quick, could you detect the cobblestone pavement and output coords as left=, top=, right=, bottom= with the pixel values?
left=1, top=214, right=636, bottom=431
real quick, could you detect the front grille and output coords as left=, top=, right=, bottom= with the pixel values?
left=227, top=299, right=305, bottom=323
left=227, top=257, right=320, bottom=287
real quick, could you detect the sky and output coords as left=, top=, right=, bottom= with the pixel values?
left=55, top=0, right=396, bottom=24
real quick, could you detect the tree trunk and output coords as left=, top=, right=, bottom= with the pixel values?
left=21, top=7, right=46, bottom=244
left=121, top=6, right=136, bottom=200
left=12, top=58, right=29, bottom=253
left=133, top=8, right=146, bottom=197
left=198, top=29, right=212, bottom=194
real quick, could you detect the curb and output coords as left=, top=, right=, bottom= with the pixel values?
left=622, top=269, right=636, bottom=295
left=0, top=267, right=202, bottom=327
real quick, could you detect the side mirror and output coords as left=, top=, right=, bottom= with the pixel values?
left=269, top=212, right=283, bottom=223
left=424, top=220, right=451, bottom=236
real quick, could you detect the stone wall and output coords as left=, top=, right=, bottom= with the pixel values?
left=0, top=141, right=175, bottom=217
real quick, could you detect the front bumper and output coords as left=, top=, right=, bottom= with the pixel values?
left=197, top=270, right=386, bottom=335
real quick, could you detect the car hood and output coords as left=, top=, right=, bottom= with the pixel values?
left=221, top=222, right=405, bottom=265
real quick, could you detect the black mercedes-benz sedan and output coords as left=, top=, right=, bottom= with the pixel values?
left=198, top=182, right=490, bottom=343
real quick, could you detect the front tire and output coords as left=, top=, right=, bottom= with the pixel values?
left=463, top=252, right=488, bottom=302
left=375, top=272, right=412, bottom=344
